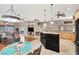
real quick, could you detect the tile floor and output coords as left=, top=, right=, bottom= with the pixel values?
left=33, top=39, right=76, bottom=55
left=60, top=39, right=76, bottom=55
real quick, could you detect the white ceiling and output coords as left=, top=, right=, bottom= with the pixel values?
left=0, top=4, right=79, bottom=21
left=53, top=4, right=79, bottom=20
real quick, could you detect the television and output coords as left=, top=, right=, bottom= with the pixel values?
left=28, top=27, right=34, bottom=32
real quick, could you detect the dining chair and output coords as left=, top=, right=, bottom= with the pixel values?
left=33, top=45, right=42, bottom=55
left=1, top=37, right=8, bottom=45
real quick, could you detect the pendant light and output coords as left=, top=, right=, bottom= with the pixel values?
left=1, top=4, right=20, bottom=22
left=50, top=4, right=54, bottom=24
left=43, top=9, right=47, bottom=27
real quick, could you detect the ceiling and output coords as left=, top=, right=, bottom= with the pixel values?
left=53, top=4, right=79, bottom=20
left=0, top=4, right=79, bottom=21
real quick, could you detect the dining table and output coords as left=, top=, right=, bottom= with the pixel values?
left=0, top=41, right=32, bottom=55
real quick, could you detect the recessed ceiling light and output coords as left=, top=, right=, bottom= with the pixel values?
left=50, top=21, right=54, bottom=24
left=67, top=8, right=70, bottom=11
left=44, top=23, right=46, bottom=27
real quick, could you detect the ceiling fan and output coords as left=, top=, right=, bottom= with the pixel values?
left=56, top=11, right=66, bottom=18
